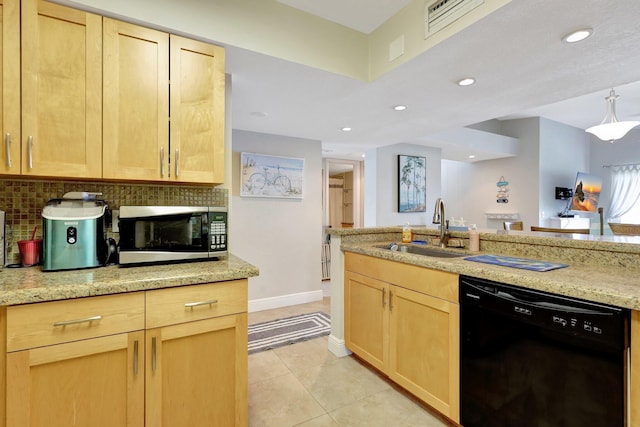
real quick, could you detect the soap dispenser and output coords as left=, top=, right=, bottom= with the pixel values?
left=402, top=223, right=412, bottom=243
left=469, top=224, right=479, bottom=252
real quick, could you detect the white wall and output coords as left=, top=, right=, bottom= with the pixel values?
left=538, top=117, right=591, bottom=222
left=443, top=118, right=595, bottom=231
left=364, top=143, right=442, bottom=227
left=231, top=130, right=323, bottom=311
left=443, top=118, right=540, bottom=229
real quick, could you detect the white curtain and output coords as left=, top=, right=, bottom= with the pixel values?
left=608, top=164, right=640, bottom=220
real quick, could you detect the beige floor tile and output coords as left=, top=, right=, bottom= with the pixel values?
left=248, top=294, right=444, bottom=427
left=328, top=388, right=447, bottom=427
left=249, top=349, right=291, bottom=385
left=248, top=298, right=329, bottom=325
left=248, top=307, right=294, bottom=325
left=294, top=414, right=340, bottom=427
left=273, top=336, right=338, bottom=372
left=249, top=373, right=326, bottom=427
left=294, top=356, right=391, bottom=412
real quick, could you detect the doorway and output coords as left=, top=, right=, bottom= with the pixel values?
left=323, top=159, right=362, bottom=230
left=321, top=159, right=363, bottom=283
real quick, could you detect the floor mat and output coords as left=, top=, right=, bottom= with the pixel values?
left=248, top=311, right=331, bottom=354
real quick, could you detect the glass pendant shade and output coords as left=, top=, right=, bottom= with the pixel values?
left=585, top=89, right=640, bottom=142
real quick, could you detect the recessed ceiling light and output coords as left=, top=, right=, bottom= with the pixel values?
left=458, top=77, right=476, bottom=86
left=341, top=127, right=352, bottom=132
left=468, top=155, right=476, bottom=159
left=393, top=105, right=407, bottom=111
left=562, top=28, right=593, bottom=43
left=250, top=111, right=268, bottom=118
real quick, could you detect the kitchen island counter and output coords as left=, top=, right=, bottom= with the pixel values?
left=341, top=240, right=640, bottom=310
left=0, top=254, right=259, bottom=306
left=330, top=226, right=640, bottom=310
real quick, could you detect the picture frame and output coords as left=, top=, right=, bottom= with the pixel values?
left=240, top=152, right=304, bottom=198
left=398, top=155, right=426, bottom=212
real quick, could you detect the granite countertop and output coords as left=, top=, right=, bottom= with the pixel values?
left=342, top=240, right=640, bottom=311
left=0, top=254, right=259, bottom=306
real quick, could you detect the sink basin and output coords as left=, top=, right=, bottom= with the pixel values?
left=377, top=244, right=467, bottom=258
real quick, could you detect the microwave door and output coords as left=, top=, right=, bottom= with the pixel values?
left=134, top=221, right=150, bottom=249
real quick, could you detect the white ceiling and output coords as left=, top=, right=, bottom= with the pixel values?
left=226, top=0, right=640, bottom=162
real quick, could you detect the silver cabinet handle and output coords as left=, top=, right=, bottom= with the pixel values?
left=152, top=336, right=157, bottom=372
left=133, top=340, right=139, bottom=375
left=53, top=315, right=102, bottom=327
left=175, top=148, right=180, bottom=177
left=5, top=133, right=11, bottom=167
left=184, top=299, right=218, bottom=308
left=160, top=147, right=165, bottom=177
left=382, top=288, right=386, bottom=309
left=28, top=135, right=33, bottom=169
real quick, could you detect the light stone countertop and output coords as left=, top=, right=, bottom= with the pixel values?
left=336, top=227, right=640, bottom=311
left=0, top=254, right=259, bottom=306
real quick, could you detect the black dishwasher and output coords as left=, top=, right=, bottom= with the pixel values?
left=460, top=275, right=630, bottom=427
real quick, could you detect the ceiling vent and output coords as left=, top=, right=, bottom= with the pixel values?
left=425, top=0, right=484, bottom=38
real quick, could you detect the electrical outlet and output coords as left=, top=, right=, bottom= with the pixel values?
left=112, top=210, right=120, bottom=233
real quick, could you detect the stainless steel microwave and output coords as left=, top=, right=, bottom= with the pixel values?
left=118, top=206, right=227, bottom=266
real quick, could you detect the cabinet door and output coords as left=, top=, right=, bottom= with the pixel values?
left=344, top=271, right=389, bottom=371
left=103, top=18, right=169, bottom=181
left=0, top=0, right=20, bottom=175
left=21, top=0, right=102, bottom=178
left=388, top=285, right=460, bottom=422
left=6, top=331, right=145, bottom=427
left=170, top=35, right=225, bottom=184
left=145, top=314, right=248, bottom=427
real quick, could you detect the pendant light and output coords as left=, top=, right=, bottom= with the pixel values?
left=585, top=89, right=640, bottom=142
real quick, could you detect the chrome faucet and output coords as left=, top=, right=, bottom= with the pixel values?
left=432, top=198, right=450, bottom=248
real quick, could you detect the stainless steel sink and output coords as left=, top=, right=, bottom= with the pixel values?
left=377, top=244, right=467, bottom=258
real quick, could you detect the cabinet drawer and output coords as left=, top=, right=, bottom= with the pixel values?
left=146, top=280, right=248, bottom=329
left=345, top=252, right=459, bottom=303
left=6, top=292, right=145, bottom=352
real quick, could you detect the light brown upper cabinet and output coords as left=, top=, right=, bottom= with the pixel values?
left=102, top=18, right=169, bottom=182
left=21, top=0, right=102, bottom=178
left=103, top=20, right=225, bottom=184
left=0, top=0, right=21, bottom=175
left=170, top=36, right=225, bottom=184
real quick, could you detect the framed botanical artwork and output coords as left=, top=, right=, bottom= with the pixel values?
left=240, top=152, right=304, bottom=198
left=398, top=155, right=426, bottom=212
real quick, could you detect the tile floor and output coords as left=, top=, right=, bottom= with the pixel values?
left=247, top=296, right=454, bottom=427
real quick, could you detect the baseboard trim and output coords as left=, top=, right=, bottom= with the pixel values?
left=328, top=334, right=351, bottom=358
left=248, top=290, right=324, bottom=313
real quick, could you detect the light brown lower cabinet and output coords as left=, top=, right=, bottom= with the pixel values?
left=6, top=331, right=145, bottom=426
left=345, top=252, right=459, bottom=423
left=2, top=280, right=248, bottom=427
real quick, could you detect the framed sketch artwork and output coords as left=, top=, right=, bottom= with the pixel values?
left=398, top=155, right=426, bottom=212
left=240, top=152, right=304, bottom=198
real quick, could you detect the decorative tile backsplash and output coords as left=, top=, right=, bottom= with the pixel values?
left=0, top=178, right=228, bottom=264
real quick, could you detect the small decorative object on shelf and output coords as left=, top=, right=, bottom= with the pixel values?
left=496, top=176, right=509, bottom=203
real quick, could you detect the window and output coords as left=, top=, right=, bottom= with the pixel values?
left=609, top=164, right=640, bottom=223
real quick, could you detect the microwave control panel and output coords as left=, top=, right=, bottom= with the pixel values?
left=209, top=212, right=227, bottom=251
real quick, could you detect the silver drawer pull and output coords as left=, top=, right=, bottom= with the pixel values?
left=175, top=148, right=180, bottom=177
left=5, top=133, right=11, bottom=167
left=160, top=146, right=165, bottom=177
left=53, top=315, right=102, bottom=327
left=152, top=336, right=157, bottom=372
left=133, top=340, right=139, bottom=376
left=184, top=299, right=218, bottom=308
left=28, top=135, right=33, bottom=169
